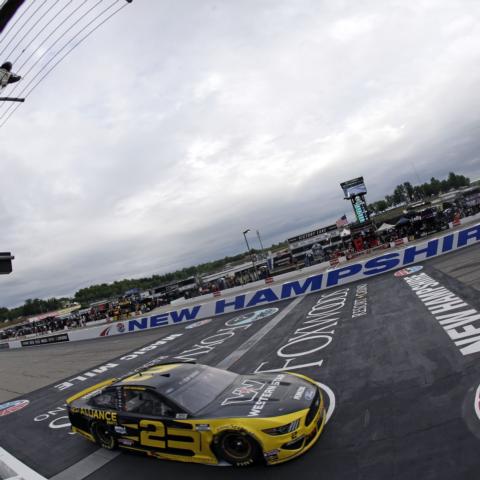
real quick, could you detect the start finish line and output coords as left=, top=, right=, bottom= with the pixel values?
left=6, top=223, right=480, bottom=349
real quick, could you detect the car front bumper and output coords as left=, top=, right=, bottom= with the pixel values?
left=263, top=393, right=326, bottom=465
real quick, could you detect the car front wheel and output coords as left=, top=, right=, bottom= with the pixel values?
left=214, top=430, right=262, bottom=467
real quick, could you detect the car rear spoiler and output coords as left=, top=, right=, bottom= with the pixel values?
left=116, top=360, right=197, bottom=382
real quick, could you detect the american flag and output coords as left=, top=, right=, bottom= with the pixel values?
left=336, top=214, right=348, bottom=228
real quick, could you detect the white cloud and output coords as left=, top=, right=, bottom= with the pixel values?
left=193, top=73, right=224, bottom=101
left=185, top=137, right=230, bottom=168
left=329, top=15, right=379, bottom=42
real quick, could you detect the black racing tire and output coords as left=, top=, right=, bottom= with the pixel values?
left=90, top=421, right=117, bottom=450
left=214, top=430, right=262, bottom=467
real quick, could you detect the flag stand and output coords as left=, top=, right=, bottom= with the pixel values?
left=0, top=97, right=25, bottom=102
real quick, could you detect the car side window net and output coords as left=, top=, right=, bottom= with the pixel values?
left=123, top=389, right=174, bottom=417
left=89, top=390, right=117, bottom=409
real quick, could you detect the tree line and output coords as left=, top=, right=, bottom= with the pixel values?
left=367, top=171, right=470, bottom=214
left=0, top=240, right=286, bottom=322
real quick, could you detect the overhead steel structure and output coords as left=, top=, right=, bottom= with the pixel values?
left=0, top=0, right=25, bottom=35
left=0, top=0, right=133, bottom=119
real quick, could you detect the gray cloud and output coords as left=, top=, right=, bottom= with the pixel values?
left=1, top=0, right=480, bottom=307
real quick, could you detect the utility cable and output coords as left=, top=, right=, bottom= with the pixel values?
left=0, top=0, right=130, bottom=127
left=0, top=0, right=47, bottom=58
left=9, top=0, right=61, bottom=64
left=0, top=0, right=35, bottom=43
left=0, top=0, right=106, bottom=118
left=14, top=0, right=78, bottom=70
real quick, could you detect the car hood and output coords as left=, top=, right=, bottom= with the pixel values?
left=196, top=372, right=317, bottom=419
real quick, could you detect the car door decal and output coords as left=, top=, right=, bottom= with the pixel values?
left=119, top=418, right=200, bottom=456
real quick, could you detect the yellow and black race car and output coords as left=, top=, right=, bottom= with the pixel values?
left=66, top=362, right=326, bottom=466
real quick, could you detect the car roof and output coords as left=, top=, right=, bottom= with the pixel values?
left=115, top=362, right=204, bottom=393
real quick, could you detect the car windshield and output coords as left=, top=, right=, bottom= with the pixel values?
left=167, top=365, right=237, bottom=414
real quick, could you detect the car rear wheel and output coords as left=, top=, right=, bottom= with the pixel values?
left=215, top=430, right=262, bottom=466
left=90, top=422, right=116, bottom=450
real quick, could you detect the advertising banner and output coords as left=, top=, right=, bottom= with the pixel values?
left=20, top=333, right=69, bottom=347
left=340, top=177, right=367, bottom=198
left=8, top=223, right=480, bottom=348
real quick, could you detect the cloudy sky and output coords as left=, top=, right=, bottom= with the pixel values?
left=1, top=0, right=479, bottom=308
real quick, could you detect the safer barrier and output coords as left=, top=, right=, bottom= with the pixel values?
left=6, top=223, right=480, bottom=348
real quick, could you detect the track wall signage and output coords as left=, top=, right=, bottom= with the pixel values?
left=7, top=224, right=480, bottom=348
left=351, top=284, right=368, bottom=318
left=20, top=333, right=69, bottom=347
left=254, top=288, right=349, bottom=374
left=402, top=271, right=480, bottom=356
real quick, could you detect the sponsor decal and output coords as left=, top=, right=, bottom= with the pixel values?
left=264, top=449, right=280, bottom=459
left=294, top=386, right=306, bottom=400
left=115, top=426, right=127, bottom=434
left=185, top=319, right=212, bottom=330
left=305, top=388, right=315, bottom=401
left=195, top=424, right=211, bottom=431
left=248, top=374, right=285, bottom=417
left=100, top=323, right=127, bottom=336
left=394, top=266, right=424, bottom=277
left=352, top=283, right=368, bottom=318
left=225, top=308, right=279, bottom=327
left=100, top=326, right=111, bottom=337
left=70, top=407, right=117, bottom=424
left=175, top=413, right=188, bottom=420
left=118, top=438, right=134, bottom=446
left=255, top=288, right=350, bottom=373
left=222, top=380, right=265, bottom=406
left=21, top=333, right=69, bottom=347
left=0, top=399, right=30, bottom=416
left=403, top=272, right=480, bottom=355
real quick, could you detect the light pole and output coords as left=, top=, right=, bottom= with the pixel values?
left=256, top=229, right=269, bottom=275
left=256, top=229, right=265, bottom=252
left=243, top=229, right=258, bottom=280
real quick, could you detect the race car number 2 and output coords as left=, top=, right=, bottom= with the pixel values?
left=139, top=420, right=200, bottom=453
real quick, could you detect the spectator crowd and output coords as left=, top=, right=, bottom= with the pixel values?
left=1, top=202, right=478, bottom=343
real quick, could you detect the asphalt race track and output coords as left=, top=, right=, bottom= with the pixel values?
left=1, top=244, right=480, bottom=480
